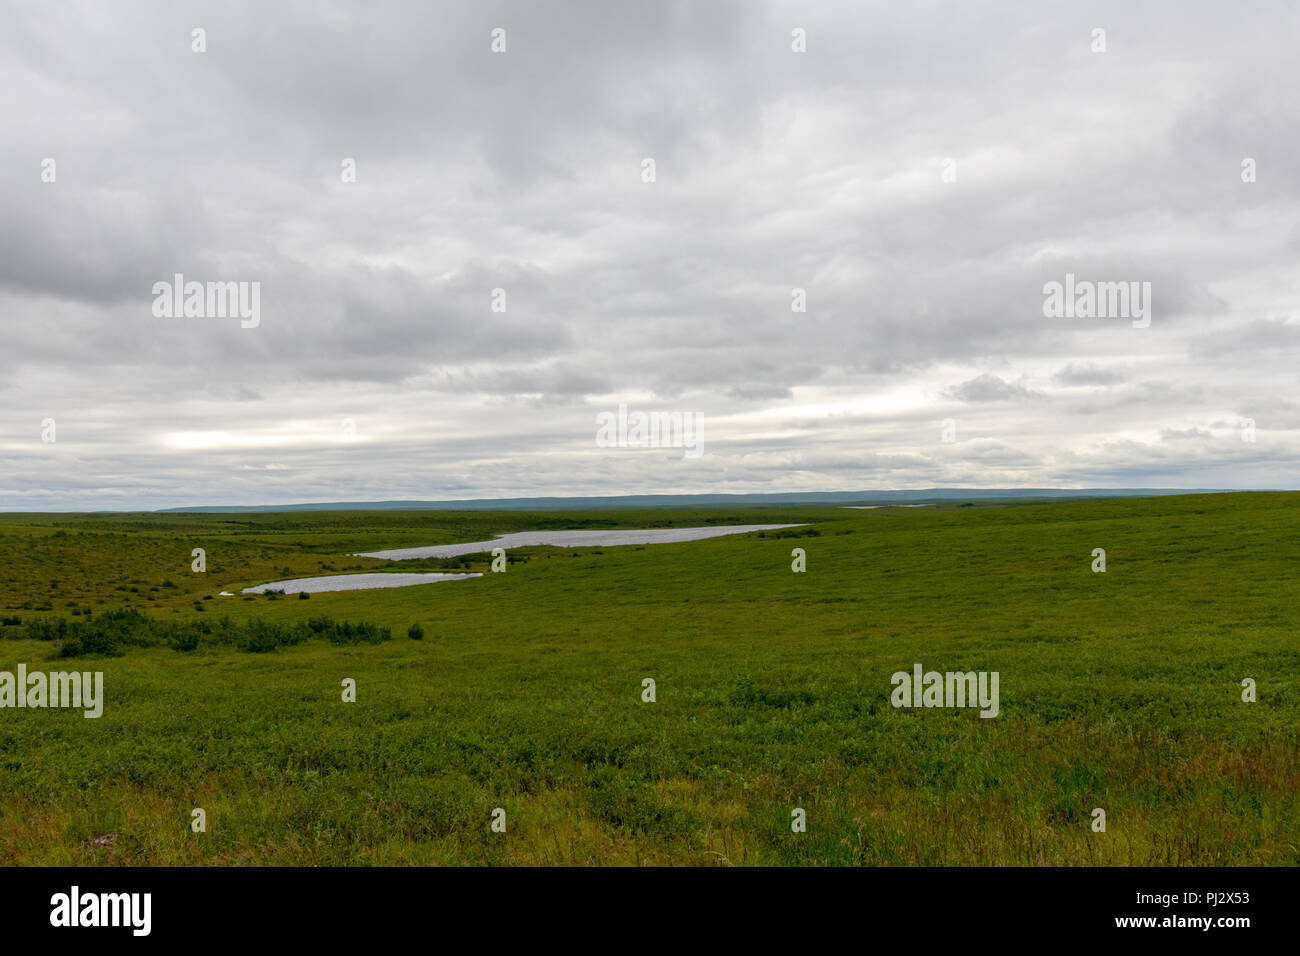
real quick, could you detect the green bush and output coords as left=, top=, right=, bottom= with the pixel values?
left=407, top=623, right=424, bottom=640
left=170, top=627, right=203, bottom=652
left=56, top=608, right=157, bottom=657
left=237, top=620, right=308, bottom=653
left=26, top=616, right=70, bottom=641
left=58, top=628, right=122, bottom=658
left=326, top=621, right=390, bottom=645
left=238, top=626, right=281, bottom=653
left=16, top=607, right=392, bottom=657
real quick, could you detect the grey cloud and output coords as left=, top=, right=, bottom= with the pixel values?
left=1160, top=427, right=1214, bottom=441
left=1052, top=362, right=1127, bottom=386
left=2, top=0, right=1298, bottom=507
left=943, top=374, right=1040, bottom=403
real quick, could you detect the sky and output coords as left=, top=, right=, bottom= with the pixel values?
left=2, top=0, right=1298, bottom=510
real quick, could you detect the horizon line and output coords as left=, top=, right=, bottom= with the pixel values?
left=1, top=487, right=1279, bottom=515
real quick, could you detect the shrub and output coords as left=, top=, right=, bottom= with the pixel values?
left=26, top=617, right=69, bottom=641
left=298, top=591, right=311, bottom=600
left=21, top=608, right=391, bottom=657
left=407, top=623, right=424, bottom=640
left=327, top=621, right=390, bottom=645
left=58, top=627, right=122, bottom=658
left=239, top=625, right=281, bottom=654
left=170, top=627, right=202, bottom=652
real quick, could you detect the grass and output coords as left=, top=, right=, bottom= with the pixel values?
left=0, top=492, right=1296, bottom=865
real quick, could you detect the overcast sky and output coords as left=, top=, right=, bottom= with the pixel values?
left=3, top=1, right=1298, bottom=510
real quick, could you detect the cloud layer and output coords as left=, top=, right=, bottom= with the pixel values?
left=2, top=1, right=1298, bottom=508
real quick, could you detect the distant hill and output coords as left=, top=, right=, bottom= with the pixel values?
left=158, top=488, right=1237, bottom=513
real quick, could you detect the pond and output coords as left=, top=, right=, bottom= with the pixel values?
left=240, top=572, right=482, bottom=595
left=351, top=524, right=807, bottom=560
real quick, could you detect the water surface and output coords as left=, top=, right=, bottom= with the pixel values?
left=354, top=524, right=806, bottom=560
left=841, top=504, right=932, bottom=509
left=241, top=572, right=482, bottom=594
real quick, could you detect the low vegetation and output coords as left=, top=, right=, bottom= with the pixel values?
left=0, top=494, right=1296, bottom=865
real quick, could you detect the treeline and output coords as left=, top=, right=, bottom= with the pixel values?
left=0, top=609, right=418, bottom=657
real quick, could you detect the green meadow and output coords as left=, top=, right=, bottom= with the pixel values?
left=0, top=492, right=1296, bottom=865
